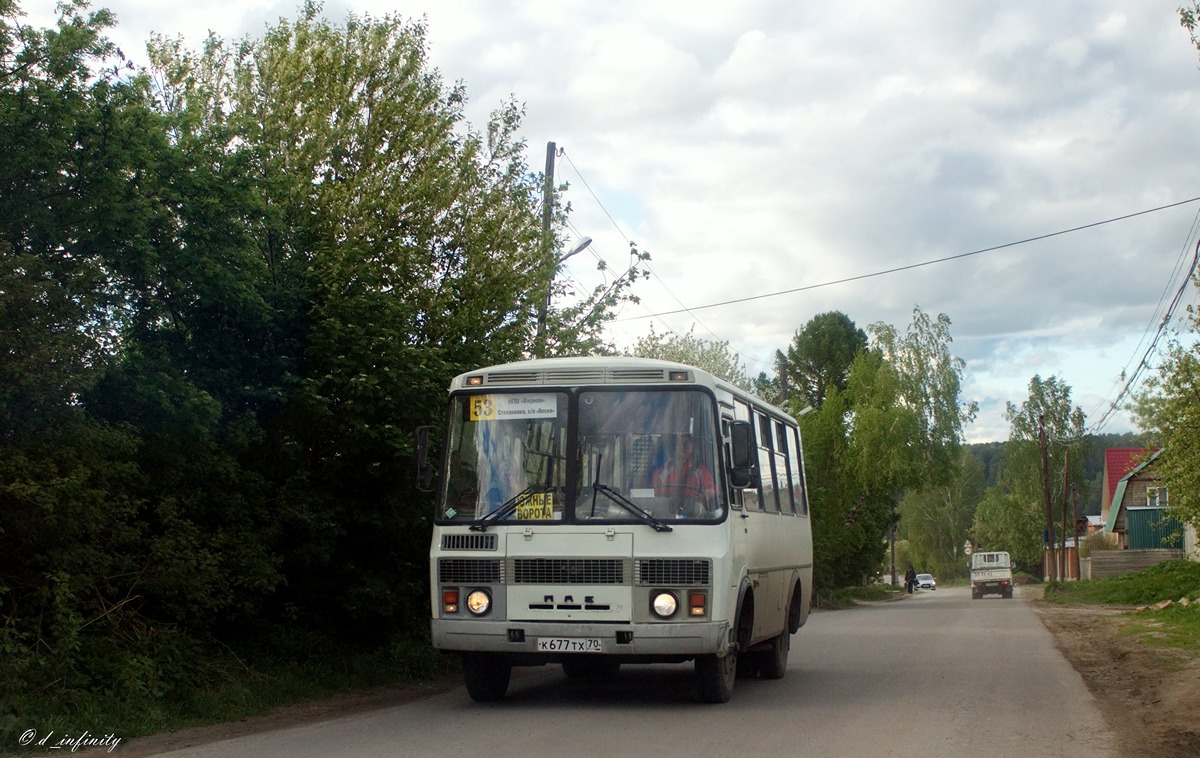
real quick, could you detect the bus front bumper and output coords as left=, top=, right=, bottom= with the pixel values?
left=432, top=619, right=731, bottom=658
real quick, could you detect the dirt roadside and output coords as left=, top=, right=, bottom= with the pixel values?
left=78, top=591, right=1200, bottom=758
left=1028, top=590, right=1200, bottom=758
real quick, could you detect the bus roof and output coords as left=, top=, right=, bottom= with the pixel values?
left=449, top=356, right=795, bottom=421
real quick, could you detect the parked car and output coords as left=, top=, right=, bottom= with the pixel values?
left=915, top=573, right=936, bottom=590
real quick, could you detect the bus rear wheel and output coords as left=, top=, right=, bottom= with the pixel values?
left=462, top=653, right=511, bottom=702
left=758, top=627, right=790, bottom=680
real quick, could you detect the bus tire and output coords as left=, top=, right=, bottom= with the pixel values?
left=758, top=622, right=791, bottom=680
left=787, top=581, right=805, bottom=634
left=695, top=650, right=737, bottom=703
left=462, top=653, right=511, bottom=702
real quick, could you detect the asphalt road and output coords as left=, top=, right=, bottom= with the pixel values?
left=154, top=586, right=1119, bottom=758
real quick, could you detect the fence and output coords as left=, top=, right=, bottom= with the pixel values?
left=1081, top=549, right=1185, bottom=580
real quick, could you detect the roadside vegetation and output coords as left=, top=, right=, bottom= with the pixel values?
left=1044, top=560, right=1200, bottom=606
left=11, top=639, right=456, bottom=751
left=814, top=584, right=903, bottom=609
left=1044, top=561, right=1200, bottom=653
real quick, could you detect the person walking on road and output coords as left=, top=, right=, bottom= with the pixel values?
left=905, top=564, right=917, bottom=594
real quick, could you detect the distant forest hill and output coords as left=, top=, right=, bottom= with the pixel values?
left=965, top=431, right=1153, bottom=516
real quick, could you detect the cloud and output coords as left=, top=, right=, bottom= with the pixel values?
left=25, top=0, right=1199, bottom=442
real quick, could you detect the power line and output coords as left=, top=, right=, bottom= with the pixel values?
left=1087, top=236, right=1200, bottom=433
left=558, top=148, right=776, bottom=369
left=1085, top=208, right=1200, bottom=428
left=554, top=147, right=1200, bottom=395
left=615, top=196, right=1200, bottom=321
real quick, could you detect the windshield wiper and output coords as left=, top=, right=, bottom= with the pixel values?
left=470, top=485, right=549, bottom=532
left=592, top=483, right=673, bottom=533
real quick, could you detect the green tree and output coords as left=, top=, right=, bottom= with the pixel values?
left=626, top=324, right=750, bottom=388
left=801, top=383, right=864, bottom=589
left=0, top=0, right=125, bottom=434
left=972, top=488, right=1043, bottom=570
left=0, top=0, right=229, bottom=720
left=869, top=307, right=978, bottom=488
left=801, top=306, right=975, bottom=589
left=973, top=375, right=1087, bottom=575
left=778, top=311, right=867, bottom=412
left=1132, top=308, right=1200, bottom=532
left=899, top=450, right=984, bottom=578
left=139, top=3, right=569, bottom=640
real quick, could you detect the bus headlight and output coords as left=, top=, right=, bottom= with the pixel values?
left=651, top=591, right=678, bottom=619
left=466, top=589, right=492, bottom=616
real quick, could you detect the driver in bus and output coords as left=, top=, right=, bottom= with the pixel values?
left=651, top=435, right=715, bottom=507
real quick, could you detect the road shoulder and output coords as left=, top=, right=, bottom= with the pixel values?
left=1027, top=587, right=1200, bottom=758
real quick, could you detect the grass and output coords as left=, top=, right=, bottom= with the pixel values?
left=1043, top=559, right=1200, bottom=606
left=1043, top=559, right=1200, bottom=655
left=814, top=583, right=903, bottom=609
left=1120, top=603, right=1200, bottom=653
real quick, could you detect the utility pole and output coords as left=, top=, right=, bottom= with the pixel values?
left=1039, top=415, right=1057, bottom=583
left=889, top=521, right=897, bottom=587
left=534, top=141, right=556, bottom=358
left=1061, top=449, right=1071, bottom=580
left=1072, top=484, right=1082, bottom=581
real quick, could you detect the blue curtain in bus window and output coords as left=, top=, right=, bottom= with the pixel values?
left=475, top=420, right=527, bottom=515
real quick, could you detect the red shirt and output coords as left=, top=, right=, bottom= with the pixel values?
left=652, top=458, right=715, bottom=495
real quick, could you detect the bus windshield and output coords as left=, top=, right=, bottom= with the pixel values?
left=438, top=388, right=722, bottom=525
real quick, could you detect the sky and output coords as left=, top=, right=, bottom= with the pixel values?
left=21, top=0, right=1200, bottom=442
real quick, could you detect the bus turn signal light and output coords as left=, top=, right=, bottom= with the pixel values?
left=443, top=589, right=459, bottom=614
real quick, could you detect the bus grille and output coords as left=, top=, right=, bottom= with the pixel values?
left=545, top=369, right=606, bottom=383
left=511, top=558, right=625, bottom=585
left=636, top=559, right=711, bottom=586
left=484, top=371, right=540, bottom=385
left=441, top=533, right=497, bottom=551
left=610, top=369, right=676, bottom=381
left=439, top=558, right=502, bottom=584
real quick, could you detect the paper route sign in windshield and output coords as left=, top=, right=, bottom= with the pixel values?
left=470, top=393, right=558, bottom=421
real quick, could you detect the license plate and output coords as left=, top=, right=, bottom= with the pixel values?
left=536, top=637, right=602, bottom=653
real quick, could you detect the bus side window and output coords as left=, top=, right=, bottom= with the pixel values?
left=775, top=421, right=795, bottom=514
left=788, top=426, right=808, bottom=515
left=757, top=413, right=780, bottom=512
left=737, top=402, right=762, bottom=511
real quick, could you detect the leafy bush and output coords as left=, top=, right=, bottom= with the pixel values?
left=1078, top=531, right=1116, bottom=559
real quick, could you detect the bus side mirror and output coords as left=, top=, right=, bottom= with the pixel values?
left=415, top=425, right=436, bottom=492
left=728, top=420, right=755, bottom=489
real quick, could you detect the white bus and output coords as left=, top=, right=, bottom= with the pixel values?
left=416, top=356, right=813, bottom=703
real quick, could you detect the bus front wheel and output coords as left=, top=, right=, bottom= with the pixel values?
left=462, top=653, right=511, bottom=702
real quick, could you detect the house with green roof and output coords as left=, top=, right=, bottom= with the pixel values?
left=1103, top=448, right=1183, bottom=550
